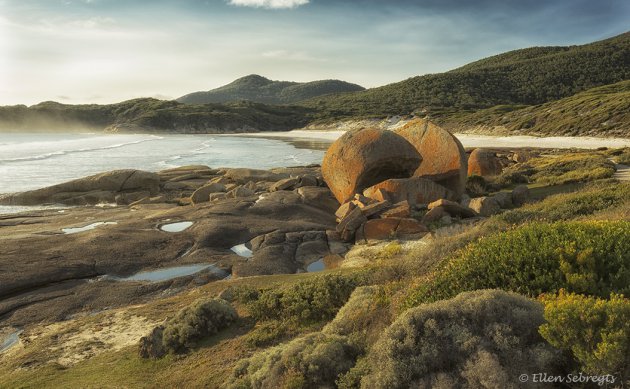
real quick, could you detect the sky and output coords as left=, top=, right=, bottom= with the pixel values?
left=0, top=0, right=628, bottom=106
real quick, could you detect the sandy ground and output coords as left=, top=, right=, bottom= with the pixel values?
left=237, top=130, right=630, bottom=149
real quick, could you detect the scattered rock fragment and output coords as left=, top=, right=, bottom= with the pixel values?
left=463, top=196, right=501, bottom=216
left=363, top=177, right=455, bottom=206
left=512, top=185, right=530, bottom=206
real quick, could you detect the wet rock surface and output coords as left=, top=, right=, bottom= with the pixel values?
left=0, top=164, right=337, bottom=328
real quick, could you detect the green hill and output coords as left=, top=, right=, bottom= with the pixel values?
left=176, top=74, right=365, bottom=105
left=438, top=80, right=630, bottom=137
left=0, top=98, right=311, bottom=133
left=301, top=32, right=630, bottom=122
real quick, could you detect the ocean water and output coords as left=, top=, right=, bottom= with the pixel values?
left=0, top=132, right=325, bottom=214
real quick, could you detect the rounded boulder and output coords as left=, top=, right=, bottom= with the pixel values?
left=322, top=128, right=421, bottom=204
left=468, top=148, right=503, bottom=177
left=395, top=118, right=468, bottom=197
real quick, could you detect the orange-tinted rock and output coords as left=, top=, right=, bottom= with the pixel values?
left=360, top=200, right=391, bottom=218
left=336, top=206, right=367, bottom=242
left=421, top=206, right=448, bottom=224
left=395, top=118, right=467, bottom=197
left=335, top=201, right=357, bottom=221
left=467, top=148, right=503, bottom=177
left=358, top=217, right=428, bottom=242
left=380, top=200, right=411, bottom=218
left=428, top=198, right=477, bottom=218
left=363, top=177, right=455, bottom=206
left=322, top=128, right=422, bottom=204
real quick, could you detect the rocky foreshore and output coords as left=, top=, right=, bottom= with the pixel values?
left=0, top=119, right=538, bottom=330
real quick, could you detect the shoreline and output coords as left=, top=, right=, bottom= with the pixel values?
left=231, top=130, right=630, bottom=149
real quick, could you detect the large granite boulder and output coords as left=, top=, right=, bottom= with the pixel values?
left=322, top=128, right=422, bottom=204
left=395, top=118, right=468, bottom=197
left=0, top=169, right=160, bottom=206
left=363, top=177, right=455, bottom=206
left=467, top=148, right=503, bottom=177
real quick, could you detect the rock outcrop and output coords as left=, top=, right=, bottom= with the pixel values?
left=363, top=177, right=455, bottom=206
left=0, top=169, right=160, bottom=206
left=322, top=128, right=422, bottom=204
left=395, top=118, right=468, bottom=197
left=467, top=148, right=503, bottom=177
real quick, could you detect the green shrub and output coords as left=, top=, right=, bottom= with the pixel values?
left=404, top=221, right=630, bottom=308
left=465, top=174, right=487, bottom=196
left=161, top=298, right=238, bottom=353
left=497, top=180, right=630, bottom=224
left=362, top=290, right=564, bottom=389
left=229, top=332, right=360, bottom=389
left=540, top=291, right=630, bottom=380
left=527, top=153, right=615, bottom=185
left=494, top=170, right=530, bottom=187
left=247, top=273, right=369, bottom=324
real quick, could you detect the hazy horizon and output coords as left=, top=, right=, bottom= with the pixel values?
left=1, top=0, right=628, bottom=106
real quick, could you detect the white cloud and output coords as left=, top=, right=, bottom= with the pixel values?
left=227, top=0, right=309, bottom=10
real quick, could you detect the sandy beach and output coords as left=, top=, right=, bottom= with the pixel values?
left=237, top=130, right=630, bottom=149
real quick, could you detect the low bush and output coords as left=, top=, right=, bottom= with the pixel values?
left=139, top=298, right=238, bottom=358
left=404, top=221, right=630, bottom=308
left=161, top=298, right=238, bottom=354
left=497, top=180, right=630, bottom=224
left=540, top=291, right=630, bottom=381
left=494, top=170, right=529, bottom=187
left=362, top=290, right=564, bottom=389
left=465, top=174, right=487, bottom=196
left=527, top=152, right=615, bottom=185
left=495, top=152, right=615, bottom=187
left=229, top=332, right=360, bottom=389
left=246, top=273, right=369, bottom=324
left=323, top=286, right=392, bottom=349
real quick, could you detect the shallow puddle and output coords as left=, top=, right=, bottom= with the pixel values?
left=0, top=330, right=23, bottom=353
left=231, top=243, right=253, bottom=258
left=62, top=221, right=117, bottom=234
left=306, top=258, right=325, bottom=272
left=110, top=263, right=228, bottom=282
left=160, top=221, right=193, bottom=232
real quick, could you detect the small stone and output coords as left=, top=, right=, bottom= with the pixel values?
left=298, top=175, right=319, bottom=187
left=422, top=206, right=448, bottom=224
left=360, top=200, right=391, bottom=218
left=512, top=185, right=530, bottom=206
left=464, top=196, right=501, bottom=216
left=335, top=202, right=357, bottom=221
left=380, top=200, right=411, bottom=218
left=270, top=177, right=300, bottom=192
left=209, top=192, right=226, bottom=201
left=226, top=186, right=255, bottom=198
left=428, top=198, right=477, bottom=218
left=336, top=207, right=367, bottom=242
left=191, top=183, right=226, bottom=204
left=492, top=191, right=513, bottom=208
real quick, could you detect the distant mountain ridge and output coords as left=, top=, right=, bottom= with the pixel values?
left=176, top=74, right=365, bottom=105
left=301, top=32, right=630, bottom=122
